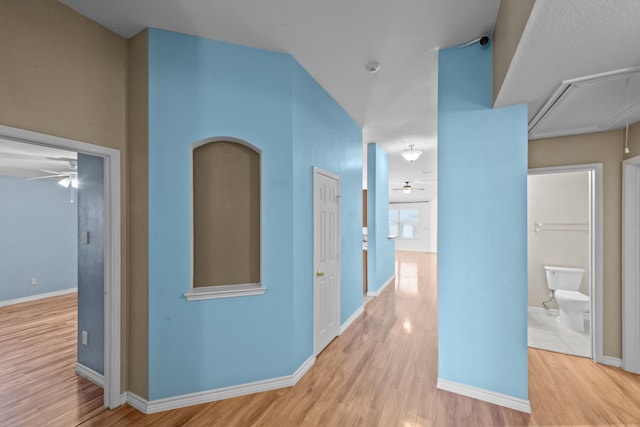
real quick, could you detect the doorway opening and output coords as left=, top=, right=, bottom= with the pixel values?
left=313, top=167, right=341, bottom=355
left=0, top=125, right=121, bottom=408
left=527, top=164, right=603, bottom=362
left=623, top=155, right=640, bottom=374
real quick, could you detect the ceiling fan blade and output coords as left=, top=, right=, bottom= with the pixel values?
left=27, top=174, right=63, bottom=180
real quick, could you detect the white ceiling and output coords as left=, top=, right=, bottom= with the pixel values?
left=495, top=0, right=640, bottom=140
left=0, top=138, right=76, bottom=179
left=6, top=1, right=639, bottom=202
left=58, top=0, right=501, bottom=203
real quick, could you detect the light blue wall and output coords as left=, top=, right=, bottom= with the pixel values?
left=77, top=153, right=105, bottom=374
left=291, top=62, right=363, bottom=366
left=437, top=41, right=529, bottom=399
left=0, top=175, right=77, bottom=301
left=147, top=29, right=362, bottom=399
left=366, top=143, right=396, bottom=293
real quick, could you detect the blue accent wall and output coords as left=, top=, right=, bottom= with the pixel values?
left=0, top=175, right=77, bottom=301
left=366, top=143, right=395, bottom=293
left=147, top=29, right=362, bottom=399
left=291, top=62, right=363, bottom=367
left=437, top=41, right=529, bottom=399
left=77, top=153, right=105, bottom=374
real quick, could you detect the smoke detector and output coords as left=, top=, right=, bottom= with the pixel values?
left=366, top=62, right=381, bottom=73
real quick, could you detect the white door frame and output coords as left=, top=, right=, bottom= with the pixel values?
left=313, top=167, right=341, bottom=355
left=623, top=155, right=640, bottom=373
left=0, top=125, right=121, bottom=408
left=528, top=164, right=604, bottom=363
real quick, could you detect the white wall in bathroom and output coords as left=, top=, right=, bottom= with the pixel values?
left=528, top=171, right=590, bottom=309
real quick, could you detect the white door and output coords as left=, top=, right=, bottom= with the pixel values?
left=314, top=168, right=340, bottom=355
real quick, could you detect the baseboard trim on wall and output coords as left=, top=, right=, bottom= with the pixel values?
left=75, top=362, right=104, bottom=388
left=527, top=306, right=559, bottom=316
left=124, top=391, right=148, bottom=413
left=528, top=306, right=590, bottom=321
left=437, top=378, right=531, bottom=414
left=338, top=306, right=363, bottom=335
left=0, top=288, right=77, bottom=308
left=366, top=274, right=395, bottom=297
left=127, top=355, right=316, bottom=414
left=601, top=356, right=622, bottom=368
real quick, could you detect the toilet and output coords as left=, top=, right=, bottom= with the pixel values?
left=544, top=266, right=590, bottom=333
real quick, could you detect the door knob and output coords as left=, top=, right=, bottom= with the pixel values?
left=316, top=271, right=325, bottom=277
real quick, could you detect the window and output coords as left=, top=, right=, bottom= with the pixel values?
left=185, top=139, right=265, bottom=301
left=389, top=208, right=419, bottom=240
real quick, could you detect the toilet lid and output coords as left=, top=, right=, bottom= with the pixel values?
left=556, top=290, right=589, bottom=302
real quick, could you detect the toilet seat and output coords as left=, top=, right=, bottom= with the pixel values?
left=555, top=290, right=589, bottom=302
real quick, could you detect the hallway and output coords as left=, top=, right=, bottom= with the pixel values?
left=3, top=252, right=640, bottom=425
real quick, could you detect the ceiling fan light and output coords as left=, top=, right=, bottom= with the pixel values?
left=402, top=185, right=412, bottom=194
left=401, top=145, right=422, bottom=162
left=58, top=177, right=71, bottom=188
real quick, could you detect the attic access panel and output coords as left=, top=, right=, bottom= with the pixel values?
left=529, top=67, right=640, bottom=140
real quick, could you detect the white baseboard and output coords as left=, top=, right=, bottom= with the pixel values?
left=601, top=356, right=622, bottom=368
left=125, top=391, right=148, bottom=413
left=75, top=362, right=104, bottom=387
left=528, top=306, right=590, bottom=321
left=437, top=378, right=531, bottom=414
left=127, top=355, right=316, bottom=414
left=527, top=306, right=559, bottom=316
left=338, top=306, right=363, bottom=335
left=367, top=274, right=395, bottom=297
left=0, top=288, right=77, bottom=307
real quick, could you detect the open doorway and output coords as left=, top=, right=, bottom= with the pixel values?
left=527, top=164, right=603, bottom=362
left=623, top=155, right=640, bottom=374
left=0, top=125, right=121, bottom=408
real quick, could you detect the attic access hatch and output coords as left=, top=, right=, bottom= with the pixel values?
left=528, top=67, right=640, bottom=140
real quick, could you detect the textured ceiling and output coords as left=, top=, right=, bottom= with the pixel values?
left=495, top=0, right=640, bottom=140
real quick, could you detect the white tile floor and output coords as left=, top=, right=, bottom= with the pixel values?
left=528, top=308, right=591, bottom=358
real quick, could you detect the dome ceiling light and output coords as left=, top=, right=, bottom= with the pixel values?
left=401, top=145, right=422, bottom=162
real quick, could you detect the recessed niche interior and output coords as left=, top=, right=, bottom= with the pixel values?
left=193, top=140, right=260, bottom=287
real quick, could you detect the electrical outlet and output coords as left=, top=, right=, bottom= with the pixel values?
left=82, top=331, right=88, bottom=345
left=31, top=277, right=37, bottom=285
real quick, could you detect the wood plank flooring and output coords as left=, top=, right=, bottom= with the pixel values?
left=2, top=252, right=640, bottom=426
left=0, top=293, right=105, bottom=427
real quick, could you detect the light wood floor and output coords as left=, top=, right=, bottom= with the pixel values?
left=2, top=252, right=640, bottom=426
left=0, top=293, right=105, bottom=427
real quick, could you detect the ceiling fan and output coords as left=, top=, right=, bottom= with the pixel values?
left=27, top=159, right=78, bottom=188
left=32, top=170, right=78, bottom=188
left=27, top=159, right=79, bottom=202
left=392, top=181, right=425, bottom=194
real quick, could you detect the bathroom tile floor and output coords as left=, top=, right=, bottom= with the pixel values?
left=528, top=309, right=591, bottom=358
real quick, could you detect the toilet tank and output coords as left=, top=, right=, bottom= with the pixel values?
left=544, top=266, right=584, bottom=291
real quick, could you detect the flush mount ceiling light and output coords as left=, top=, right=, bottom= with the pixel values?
left=401, top=145, right=422, bottom=162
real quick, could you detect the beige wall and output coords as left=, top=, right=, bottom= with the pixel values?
left=528, top=171, right=590, bottom=310
left=0, top=0, right=130, bottom=390
left=529, top=130, right=623, bottom=358
left=127, top=30, right=149, bottom=398
left=193, top=142, right=261, bottom=287
left=493, top=0, right=535, bottom=105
